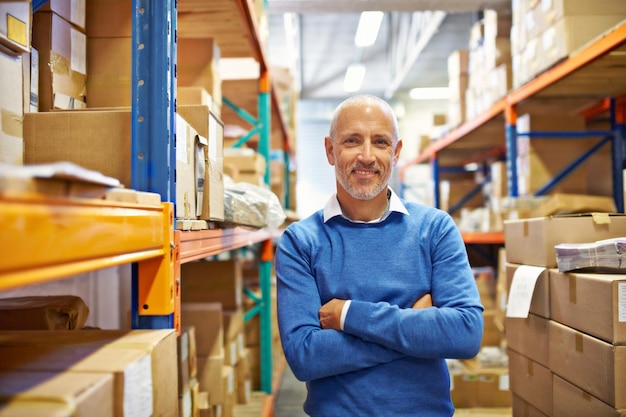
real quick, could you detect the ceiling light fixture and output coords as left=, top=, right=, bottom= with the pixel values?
left=343, top=63, right=366, bottom=92
left=355, top=11, right=384, bottom=47
left=409, top=87, right=450, bottom=100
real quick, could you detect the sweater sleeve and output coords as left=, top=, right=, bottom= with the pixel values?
left=342, top=213, right=484, bottom=359
left=275, top=225, right=405, bottom=382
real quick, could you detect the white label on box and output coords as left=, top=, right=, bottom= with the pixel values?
left=208, top=116, right=218, bottom=160
left=70, top=28, right=86, bottom=75
left=499, top=374, right=510, bottom=391
left=124, top=354, right=154, bottom=417
left=619, top=283, right=626, bottom=322
left=176, top=114, right=188, bottom=164
left=506, top=265, right=544, bottom=318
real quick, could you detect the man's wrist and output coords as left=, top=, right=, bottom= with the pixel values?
left=340, top=300, right=352, bottom=330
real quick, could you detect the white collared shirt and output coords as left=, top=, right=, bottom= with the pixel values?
left=323, top=187, right=409, bottom=224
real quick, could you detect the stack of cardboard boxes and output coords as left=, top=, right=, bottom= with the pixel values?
left=181, top=258, right=259, bottom=417
left=504, top=213, right=626, bottom=416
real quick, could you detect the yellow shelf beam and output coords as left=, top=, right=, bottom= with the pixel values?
left=0, top=194, right=168, bottom=292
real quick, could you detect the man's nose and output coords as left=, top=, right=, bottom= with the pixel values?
left=357, top=141, right=376, bottom=162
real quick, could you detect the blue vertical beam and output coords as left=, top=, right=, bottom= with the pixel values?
left=432, top=157, right=440, bottom=209
left=259, top=71, right=272, bottom=185
left=611, top=98, right=625, bottom=213
left=131, top=0, right=177, bottom=330
left=505, top=107, right=519, bottom=197
left=131, top=0, right=176, bottom=199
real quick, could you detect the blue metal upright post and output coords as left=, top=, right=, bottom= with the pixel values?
left=131, top=0, right=177, bottom=330
left=505, top=106, right=519, bottom=198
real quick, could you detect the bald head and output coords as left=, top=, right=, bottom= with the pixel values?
left=329, top=95, right=399, bottom=142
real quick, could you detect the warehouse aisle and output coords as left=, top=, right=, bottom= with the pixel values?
left=274, top=364, right=308, bottom=417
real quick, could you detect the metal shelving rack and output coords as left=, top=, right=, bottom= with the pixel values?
left=3, top=0, right=290, bottom=397
left=131, top=0, right=288, bottom=394
left=400, top=20, right=626, bottom=231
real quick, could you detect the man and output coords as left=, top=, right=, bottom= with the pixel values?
left=275, top=94, right=484, bottom=416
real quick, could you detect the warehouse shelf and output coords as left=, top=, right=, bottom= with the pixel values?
left=5, top=0, right=288, bottom=402
left=132, top=0, right=285, bottom=396
left=400, top=20, right=626, bottom=223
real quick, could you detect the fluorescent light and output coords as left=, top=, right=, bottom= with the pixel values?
left=355, top=11, right=383, bottom=47
left=409, top=87, right=450, bottom=100
left=343, top=63, right=366, bottom=92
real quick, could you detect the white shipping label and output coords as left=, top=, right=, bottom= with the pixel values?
left=619, top=283, right=626, bottom=322
left=176, top=115, right=188, bottom=163
left=506, top=265, right=545, bottom=318
left=70, top=28, right=86, bottom=74
left=208, top=117, right=218, bottom=159
left=124, top=354, right=154, bottom=417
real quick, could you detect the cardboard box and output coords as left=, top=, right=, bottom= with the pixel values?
left=0, top=370, right=114, bottom=417
left=553, top=374, right=626, bottom=417
left=0, top=49, right=23, bottom=165
left=181, top=302, right=224, bottom=357
left=181, top=259, right=243, bottom=310
left=550, top=269, right=626, bottom=345
left=32, top=11, right=87, bottom=111
left=0, top=344, right=152, bottom=417
left=0, top=1, right=30, bottom=53
left=0, top=329, right=179, bottom=417
left=507, top=348, right=552, bottom=416
left=504, top=214, right=626, bottom=268
left=539, top=15, right=626, bottom=72
left=528, top=193, right=616, bottom=218
left=505, top=313, right=550, bottom=367
left=85, top=36, right=132, bottom=107
left=196, top=353, right=224, bottom=406
left=86, top=0, right=132, bottom=37
left=178, top=105, right=225, bottom=221
left=511, top=394, right=549, bottom=417
left=178, top=38, right=222, bottom=106
left=39, top=0, right=86, bottom=30
left=450, top=360, right=511, bottom=408
left=506, top=262, right=551, bottom=318
left=549, top=320, right=626, bottom=408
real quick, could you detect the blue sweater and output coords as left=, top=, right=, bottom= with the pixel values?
left=275, top=199, right=484, bottom=417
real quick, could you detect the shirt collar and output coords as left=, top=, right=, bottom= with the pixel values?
left=323, top=187, right=409, bottom=223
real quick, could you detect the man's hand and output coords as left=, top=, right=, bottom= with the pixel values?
left=319, top=298, right=346, bottom=330
left=412, top=293, right=433, bottom=309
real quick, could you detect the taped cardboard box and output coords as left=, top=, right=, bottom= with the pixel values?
left=504, top=213, right=626, bottom=268
left=0, top=370, right=114, bottom=417
left=0, top=344, right=153, bottom=417
left=550, top=269, right=626, bottom=345
left=0, top=329, right=178, bottom=417
left=549, top=320, right=626, bottom=408
left=0, top=295, right=89, bottom=330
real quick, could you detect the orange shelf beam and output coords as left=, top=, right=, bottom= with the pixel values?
left=461, top=231, right=505, bottom=245
left=179, top=227, right=272, bottom=264
left=0, top=194, right=167, bottom=292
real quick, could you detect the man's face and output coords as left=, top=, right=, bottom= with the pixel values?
left=324, top=103, right=402, bottom=200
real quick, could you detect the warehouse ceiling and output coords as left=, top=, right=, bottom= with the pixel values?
left=266, top=0, right=511, bottom=102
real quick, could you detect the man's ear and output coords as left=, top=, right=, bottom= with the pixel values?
left=393, top=139, right=403, bottom=166
left=324, top=136, right=335, bottom=165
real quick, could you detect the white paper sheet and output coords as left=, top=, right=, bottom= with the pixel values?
left=506, top=265, right=545, bottom=318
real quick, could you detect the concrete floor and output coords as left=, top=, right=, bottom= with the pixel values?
left=274, top=364, right=308, bottom=417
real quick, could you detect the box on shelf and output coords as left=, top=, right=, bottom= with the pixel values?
left=549, top=320, right=626, bottom=408
left=0, top=1, right=31, bottom=53
left=0, top=329, right=179, bottom=417
left=507, top=348, right=553, bottom=417
left=0, top=48, right=24, bottom=165
left=549, top=269, right=626, bottom=345
left=181, top=259, right=243, bottom=310
left=450, top=359, right=511, bottom=408
left=39, top=0, right=86, bottom=31
left=178, top=104, right=225, bottom=221
left=553, top=374, right=626, bottom=417
left=32, top=11, right=87, bottom=111
left=504, top=213, right=626, bottom=268
left=0, top=370, right=114, bottom=417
